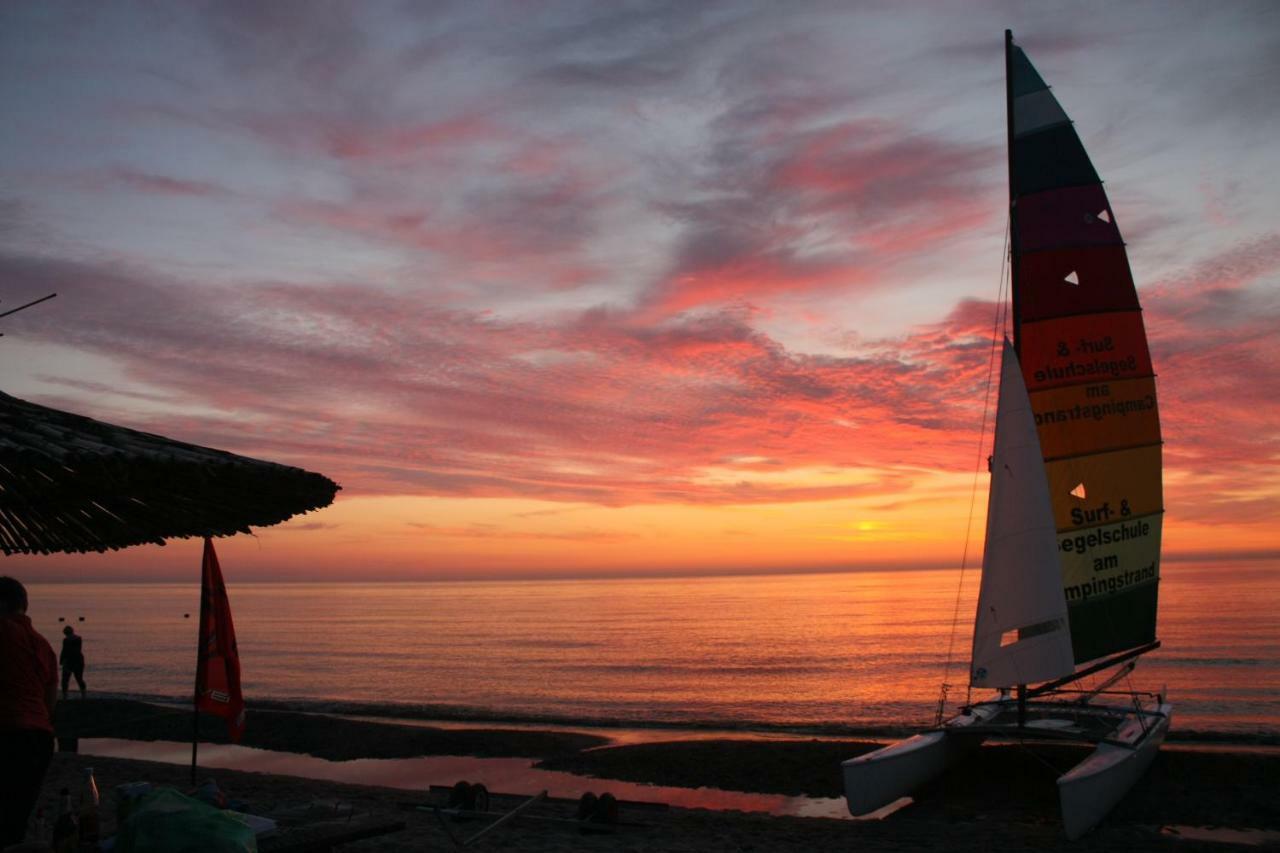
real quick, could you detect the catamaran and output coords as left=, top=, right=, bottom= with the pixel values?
left=842, top=31, right=1169, bottom=839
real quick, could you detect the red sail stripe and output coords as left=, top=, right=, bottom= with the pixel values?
left=1016, top=246, right=1139, bottom=322
left=1019, top=312, right=1153, bottom=394
left=1017, top=185, right=1123, bottom=251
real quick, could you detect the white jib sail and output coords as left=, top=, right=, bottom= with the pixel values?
left=970, top=339, right=1074, bottom=689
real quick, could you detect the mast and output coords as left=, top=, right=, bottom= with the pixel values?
left=1005, top=29, right=1019, bottom=356
left=1004, top=28, right=1028, bottom=725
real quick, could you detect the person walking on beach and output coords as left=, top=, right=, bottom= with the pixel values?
left=0, top=576, right=58, bottom=848
left=60, top=625, right=86, bottom=699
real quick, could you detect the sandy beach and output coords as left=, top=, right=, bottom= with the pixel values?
left=30, top=698, right=1278, bottom=851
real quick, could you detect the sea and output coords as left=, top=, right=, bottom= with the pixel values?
left=26, top=560, right=1280, bottom=741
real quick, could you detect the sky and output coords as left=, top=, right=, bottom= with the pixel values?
left=2, top=1, right=1278, bottom=580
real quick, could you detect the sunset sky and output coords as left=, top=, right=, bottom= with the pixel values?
left=3, top=2, right=1277, bottom=580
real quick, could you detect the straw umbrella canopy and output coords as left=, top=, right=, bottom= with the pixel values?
left=0, top=390, right=339, bottom=555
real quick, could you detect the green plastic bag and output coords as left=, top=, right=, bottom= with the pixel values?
left=114, top=787, right=257, bottom=853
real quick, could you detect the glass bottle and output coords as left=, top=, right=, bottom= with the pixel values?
left=52, top=787, right=78, bottom=853
left=78, top=767, right=101, bottom=845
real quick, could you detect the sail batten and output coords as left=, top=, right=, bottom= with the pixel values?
left=1007, top=39, right=1163, bottom=666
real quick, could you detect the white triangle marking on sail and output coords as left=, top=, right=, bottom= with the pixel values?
left=970, top=341, right=1075, bottom=690
left=1070, top=483, right=1086, bottom=499
left=1097, top=209, right=1111, bottom=223
left=1064, top=270, right=1079, bottom=285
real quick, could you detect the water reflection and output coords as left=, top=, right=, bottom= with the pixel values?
left=80, top=738, right=863, bottom=820
left=30, top=561, right=1280, bottom=736
left=1161, top=826, right=1280, bottom=847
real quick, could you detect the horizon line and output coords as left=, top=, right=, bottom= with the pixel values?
left=20, top=549, right=1278, bottom=584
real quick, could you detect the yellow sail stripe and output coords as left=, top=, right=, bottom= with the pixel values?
left=1044, top=444, right=1163, bottom=532
left=1057, top=513, right=1162, bottom=590
left=1030, top=376, right=1161, bottom=460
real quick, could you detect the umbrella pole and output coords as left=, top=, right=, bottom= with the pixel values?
left=192, top=539, right=205, bottom=787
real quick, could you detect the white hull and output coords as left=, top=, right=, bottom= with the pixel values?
left=841, top=703, right=997, bottom=815
left=1058, top=701, right=1172, bottom=839
left=842, top=696, right=1171, bottom=836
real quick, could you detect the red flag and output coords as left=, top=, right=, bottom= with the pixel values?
left=194, top=537, right=245, bottom=742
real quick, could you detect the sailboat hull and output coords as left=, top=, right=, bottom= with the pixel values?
left=841, top=703, right=999, bottom=815
left=1057, top=701, right=1172, bottom=839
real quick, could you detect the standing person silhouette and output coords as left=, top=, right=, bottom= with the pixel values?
left=0, top=576, right=58, bottom=848
left=60, top=626, right=86, bottom=700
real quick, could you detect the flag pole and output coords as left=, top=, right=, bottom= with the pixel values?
left=191, top=537, right=210, bottom=786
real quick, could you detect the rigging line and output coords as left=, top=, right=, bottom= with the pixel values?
left=938, top=215, right=1011, bottom=717
left=1014, top=736, right=1075, bottom=776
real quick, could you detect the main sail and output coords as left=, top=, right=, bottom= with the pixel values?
left=1007, top=35, right=1163, bottom=664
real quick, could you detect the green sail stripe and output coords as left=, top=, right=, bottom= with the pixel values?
left=1013, top=124, right=1100, bottom=197
left=1010, top=46, right=1049, bottom=96
left=1066, top=579, right=1159, bottom=664
left=1013, top=89, right=1070, bottom=137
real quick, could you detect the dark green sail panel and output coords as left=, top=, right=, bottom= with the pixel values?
left=1013, top=124, right=1100, bottom=197
left=1010, top=46, right=1049, bottom=96
left=1067, top=582, right=1159, bottom=663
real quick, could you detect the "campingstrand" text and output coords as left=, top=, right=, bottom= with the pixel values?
left=1063, top=562, right=1157, bottom=601
left=1036, top=394, right=1155, bottom=426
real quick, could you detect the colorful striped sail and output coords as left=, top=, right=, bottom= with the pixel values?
left=1007, top=37, right=1163, bottom=665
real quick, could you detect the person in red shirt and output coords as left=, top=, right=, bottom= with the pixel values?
left=0, top=576, right=58, bottom=848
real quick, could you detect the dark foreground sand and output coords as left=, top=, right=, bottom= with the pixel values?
left=36, top=699, right=1280, bottom=852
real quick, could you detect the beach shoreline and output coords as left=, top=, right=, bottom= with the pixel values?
left=77, top=691, right=1280, bottom=747
left=37, top=698, right=1280, bottom=851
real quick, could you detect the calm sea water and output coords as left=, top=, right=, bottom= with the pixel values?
left=26, top=561, right=1279, bottom=738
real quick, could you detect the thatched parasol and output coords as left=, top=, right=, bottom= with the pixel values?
left=0, top=390, right=339, bottom=555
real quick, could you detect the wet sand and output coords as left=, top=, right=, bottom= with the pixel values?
left=39, top=699, right=1280, bottom=851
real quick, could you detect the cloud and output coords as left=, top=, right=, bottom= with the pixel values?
left=282, top=521, right=341, bottom=532
left=5, top=205, right=1276, bottom=532
left=1140, top=234, right=1280, bottom=525
left=109, top=169, right=232, bottom=198
left=643, top=109, right=997, bottom=313
left=406, top=521, right=635, bottom=544
left=2, top=250, right=986, bottom=506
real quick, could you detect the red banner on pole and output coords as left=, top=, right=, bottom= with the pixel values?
left=194, top=537, right=245, bottom=742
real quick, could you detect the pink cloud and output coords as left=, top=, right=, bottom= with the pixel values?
left=4, top=229, right=1276, bottom=531
left=1139, top=234, right=1280, bottom=525
left=1, top=253, right=982, bottom=506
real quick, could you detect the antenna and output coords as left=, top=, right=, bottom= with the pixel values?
left=0, top=292, right=57, bottom=334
